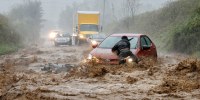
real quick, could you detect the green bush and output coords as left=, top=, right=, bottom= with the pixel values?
left=0, top=14, right=20, bottom=44
left=173, top=7, right=200, bottom=54
left=0, top=14, right=21, bottom=55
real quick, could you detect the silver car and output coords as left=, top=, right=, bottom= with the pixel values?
left=54, top=33, right=71, bottom=46
left=88, top=34, right=107, bottom=46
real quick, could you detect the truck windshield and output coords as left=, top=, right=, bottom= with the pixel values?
left=80, top=24, right=98, bottom=32
left=99, top=36, right=138, bottom=49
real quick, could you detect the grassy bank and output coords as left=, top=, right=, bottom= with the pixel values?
left=0, top=43, right=19, bottom=55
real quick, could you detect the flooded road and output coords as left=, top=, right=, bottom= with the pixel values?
left=0, top=42, right=199, bottom=100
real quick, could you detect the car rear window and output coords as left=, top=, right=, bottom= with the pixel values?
left=98, top=36, right=138, bottom=49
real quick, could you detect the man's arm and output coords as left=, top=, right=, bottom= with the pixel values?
left=112, top=41, right=120, bottom=52
left=128, top=38, right=134, bottom=41
left=112, top=44, right=119, bottom=55
left=112, top=44, right=118, bottom=52
left=127, top=38, right=133, bottom=49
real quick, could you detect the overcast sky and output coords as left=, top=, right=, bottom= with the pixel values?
left=0, top=0, right=70, bottom=22
left=0, top=0, right=169, bottom=23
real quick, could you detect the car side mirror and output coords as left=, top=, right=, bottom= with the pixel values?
left=92, top=43, right=98, bottom=48
left=142, top=45, right=150, bottom=50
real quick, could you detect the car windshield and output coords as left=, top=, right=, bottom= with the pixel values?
left=98, top=36, right=138, bottom=49
left=91, top=34, right=106, bottom=39
left=56, top=34, right=69, bottom=37
left=62, top=34, right=70, bottom=37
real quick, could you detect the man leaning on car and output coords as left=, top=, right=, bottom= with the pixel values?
left=112, top=36, right=139, bottom=64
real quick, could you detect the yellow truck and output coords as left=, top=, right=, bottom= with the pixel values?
left=75, top=11, right=100, bottom=43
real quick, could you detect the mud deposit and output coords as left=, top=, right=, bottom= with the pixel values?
left=0, top=44, right=199, bottom=100
left=153, top=59, right=200, bottom=93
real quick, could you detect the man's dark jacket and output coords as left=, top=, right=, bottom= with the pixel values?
left=112, top=38, right=130, bottom=55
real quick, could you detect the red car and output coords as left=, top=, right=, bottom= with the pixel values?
left=87, top=33, right=157, bottom=64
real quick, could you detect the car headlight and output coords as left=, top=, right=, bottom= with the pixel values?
left=49, top=32, right=57, bottom=39
left=127, top=58, right=133, bottom=63
left=72, top=34, right=77, bottom=36
left=79, top=34, right=84, bottom=39
left=87, top=54, right=93, bottom=60
left=91, top=40, right=97, bottom=45
left=87, top=54, right=99, bottom=63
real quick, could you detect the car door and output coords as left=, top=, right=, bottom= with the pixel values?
left=143, top=36, right=157, bottom=57
left=137, top=36, right=152, bottom=57
left=137, top=36, right=148, bottom=57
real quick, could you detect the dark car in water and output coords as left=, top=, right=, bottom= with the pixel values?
left=54, top=33, right=71, bottom=46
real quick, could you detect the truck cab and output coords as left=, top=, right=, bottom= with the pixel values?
left=74, top=11, right=101, bottom=44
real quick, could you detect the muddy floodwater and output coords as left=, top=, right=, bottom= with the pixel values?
left=0, top=42, right=199, bottom=100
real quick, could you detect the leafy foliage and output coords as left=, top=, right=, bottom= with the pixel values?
left=173, top=7, right=200, bottom=54
left=0, top=14, right=21, bottom=54
left=0, top=14, right=20, bottom=44
left=0, top=1, right=43, bottom=55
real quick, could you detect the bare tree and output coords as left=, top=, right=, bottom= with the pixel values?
left=122, top=0, right=139, bottom=32
left=110, top=1, right=119, bottom=22
left=8, top=0, right=43, bottom=44
left=123, top=0, right=138, bottom=17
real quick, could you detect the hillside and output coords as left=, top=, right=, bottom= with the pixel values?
left=107, top=0, right=200, bottom=57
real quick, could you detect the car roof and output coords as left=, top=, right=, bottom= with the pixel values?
left=110, top=33, right=144, bottom=37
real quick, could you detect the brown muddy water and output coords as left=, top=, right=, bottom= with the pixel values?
left=0, top=44, right=199, bottom=100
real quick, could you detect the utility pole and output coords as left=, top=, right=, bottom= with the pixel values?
left=102, top=0, right=106, bottom=32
